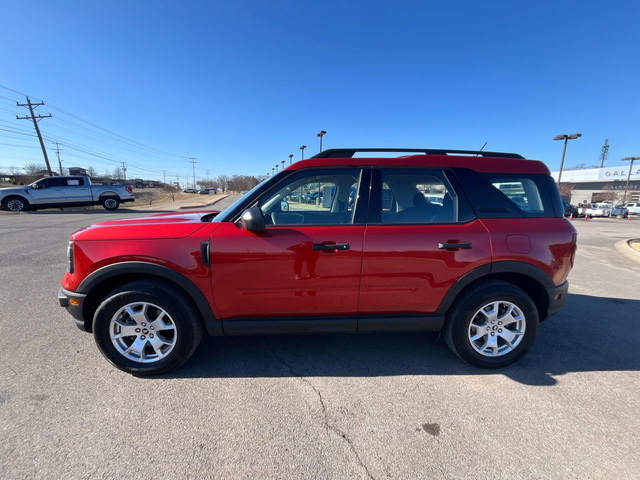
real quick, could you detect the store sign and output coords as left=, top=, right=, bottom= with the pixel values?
left=598, top=166, right=640, bottom=181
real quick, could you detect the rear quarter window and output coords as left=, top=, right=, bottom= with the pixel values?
left=452, top=168, right=562, bottom=218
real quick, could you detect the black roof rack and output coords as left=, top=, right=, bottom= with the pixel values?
left=311, top=148, right=525, bottom=160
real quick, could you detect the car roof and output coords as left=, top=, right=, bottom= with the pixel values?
left=286, top=154, right=550, bottom=175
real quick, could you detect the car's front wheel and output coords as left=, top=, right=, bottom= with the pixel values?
left=93, top=280, right=204, bottom=375
left=444, top=280, right=539, bottom=368
left=2, top=196, right=30, bottom=212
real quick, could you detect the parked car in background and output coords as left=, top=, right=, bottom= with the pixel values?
left=0, top=176, right=134, bottom=211
left=578, top=203, right=611, bottom=218
left=625, top=202, right=640, bottom=215
left=563, top=202, right=577, bottom=217
left=199, top=188, right=217, bottom=195
left=183, top=188, right=197, bottom=194
left=612, top=204, right=629, bottom=217
left=59, top=147, right=576, bottom=375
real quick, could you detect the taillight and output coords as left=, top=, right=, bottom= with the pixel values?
left=125, top=186, right=133, bottom=194
left=570, top=233, right=578, bottom=267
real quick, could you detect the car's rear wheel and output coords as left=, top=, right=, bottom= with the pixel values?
left=92, top=280, right=204, bottom=375
left=2, top=196, right=30, bottom=212
left=444, top=280, right=539, bottom=368
left=101, top=196, right=120, bottom=210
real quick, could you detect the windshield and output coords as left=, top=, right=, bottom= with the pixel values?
left=212, top=172, right=286, bottom=222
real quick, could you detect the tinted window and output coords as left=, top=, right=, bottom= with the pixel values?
left=259, top=168, right=362, bottom=226
left=488, top=178, right=544, bottom=213
left=40, top=178, right=64, bottom=188
left=380, top=170, right=457, bottom=224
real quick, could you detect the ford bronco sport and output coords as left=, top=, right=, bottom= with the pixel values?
left=59, top=148, right=577, bottom=375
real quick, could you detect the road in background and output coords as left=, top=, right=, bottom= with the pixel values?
left=0, top=215, right=638, bottom=479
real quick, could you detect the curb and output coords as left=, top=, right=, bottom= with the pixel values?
left=613, top=239, right=640, bottom=265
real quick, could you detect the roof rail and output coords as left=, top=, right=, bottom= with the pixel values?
left=311, top=148, right=525, bottom=159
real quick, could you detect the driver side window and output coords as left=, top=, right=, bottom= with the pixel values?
left=259, top=169, right=362, bottom=226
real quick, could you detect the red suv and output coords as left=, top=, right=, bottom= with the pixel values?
left=59, top=148, right=577, bottom=375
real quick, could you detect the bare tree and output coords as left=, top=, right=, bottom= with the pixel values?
left=24, top=163, right=45, bottom=175
left=566, top=163, right=600, bottom=171
left=137, top=191, right=157, bottom=205
left=558, top=183, right=574, bottom=201
left=216, top=175, right=230, bottom=193
left=162, top=184, right=179, bottom=202
left=112, top=167, right=123, bottom=180
left=86, top=166, right=99, bottom=177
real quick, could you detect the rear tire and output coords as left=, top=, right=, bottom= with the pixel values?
left=92, top=280, right=204, bottom=375
left=2, top=196, right=30, bottom=212
left=101, top=196, right=120, bottom=210
left=444, top=280, right=539, bottom=368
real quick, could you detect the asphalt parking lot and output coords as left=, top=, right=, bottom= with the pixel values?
left=1, top=209, right=639, bottom=479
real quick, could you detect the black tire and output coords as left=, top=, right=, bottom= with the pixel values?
left=2, top=196, right=31, bottom=212
left=101, top=196, right=120, bottom=211
left=443, top=280, right=539, bottom=368
left=92, top=280, right=204, bottom=375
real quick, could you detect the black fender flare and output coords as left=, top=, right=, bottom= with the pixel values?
left=435, top=261, right=554, bottom=314
left=77, top=261, right=222, bottom=335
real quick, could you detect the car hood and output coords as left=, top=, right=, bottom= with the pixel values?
left=71, top=210, right=221, bottom=241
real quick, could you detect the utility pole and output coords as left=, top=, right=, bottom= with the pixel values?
left=300, top=145, right=307, bottom=160
left=189, top=158, right=197, bottom=189
left=121, top=162, right=127, bottom=181
left=621, top=157, right=639, bottom=205
left=289, top=154, right=294, bottom=165
left=599, top=139, right=610, bottom=168
left=54, top=142, right=64, bottom=176
left=162, top=170, right=166, bottom=184
left=16, top=97, right=53, bottom=176
left=205, top=170, right=210, bottom=183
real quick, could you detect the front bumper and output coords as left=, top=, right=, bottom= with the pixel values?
left=544, top=280, right=569, bottom=320
left=58, top=288, right=89, bottom=332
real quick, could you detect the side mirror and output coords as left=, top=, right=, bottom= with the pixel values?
left=280, top=200, right=289, bottom=212
left=30, top=183, right=38, bottom=189
left=240, top=207, right=265, bottom=233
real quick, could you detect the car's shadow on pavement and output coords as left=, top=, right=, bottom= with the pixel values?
left=157, top=293, right=640, bottom=386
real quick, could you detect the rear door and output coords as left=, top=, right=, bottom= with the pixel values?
left=61, top=177, right=92, bottom=203
left=358, top=168, right=492, bottom=324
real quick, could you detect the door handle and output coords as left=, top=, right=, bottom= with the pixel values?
left=313, top=243, right=350, bottom=252
left=438, top=242, right=472, bottom=250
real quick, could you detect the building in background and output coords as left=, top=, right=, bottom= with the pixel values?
left=551, top=165, right=640, bottom=205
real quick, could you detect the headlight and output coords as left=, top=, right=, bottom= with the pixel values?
left=67, top=241, right=74, bottom=274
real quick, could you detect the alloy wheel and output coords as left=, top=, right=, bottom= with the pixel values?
left=468, top=301, right=526, bottom=357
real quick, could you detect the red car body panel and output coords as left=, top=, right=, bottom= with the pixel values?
left=358, top=220, right=492, bottom=314
left=208, top=222, right=365, bottom=318
left=481, top=218, right=576, bottom=286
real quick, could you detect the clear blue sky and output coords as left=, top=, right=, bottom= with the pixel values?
left=0, top=0, right=638, bottom=182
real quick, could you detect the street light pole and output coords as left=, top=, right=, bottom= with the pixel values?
left=553, top=133, right=582, bottom=184
left=275, top=164, right=279, bottom=174
left=300, top=145, right=306, bottom=160
left=281, top=160, right=285, bottom=170
left=621, top=157, right=639, bottom=205
left=289, top=154, right=294, bottom=165
left=316, top=131, right=327, bottom=152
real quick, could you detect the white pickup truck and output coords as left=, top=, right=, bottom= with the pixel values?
left=0, top=176, right=135, bottom=212
left=577, top=203, right=612, bottom=218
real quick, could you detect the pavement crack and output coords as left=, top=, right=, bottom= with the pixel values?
left=266, top=339, right=376, bottom=480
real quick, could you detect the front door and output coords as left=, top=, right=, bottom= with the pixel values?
left=29, top=177, right=66, bottom=205
left=359, top=168, right=492, bottom=317
left=209, top=168, right=368, bottom=331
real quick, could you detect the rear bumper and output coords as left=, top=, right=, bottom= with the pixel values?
left=544, top=280, right=569, bottom=320
left=58, top=288, right=89, bottom=332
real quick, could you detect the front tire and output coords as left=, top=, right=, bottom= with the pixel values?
left=101, top=196, right=120, bottom=210
left=92, top=280, right=204, bottom=375
left=2, top=196, right=30, bottom=212
left=444, top=280, right=539, bottom=368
